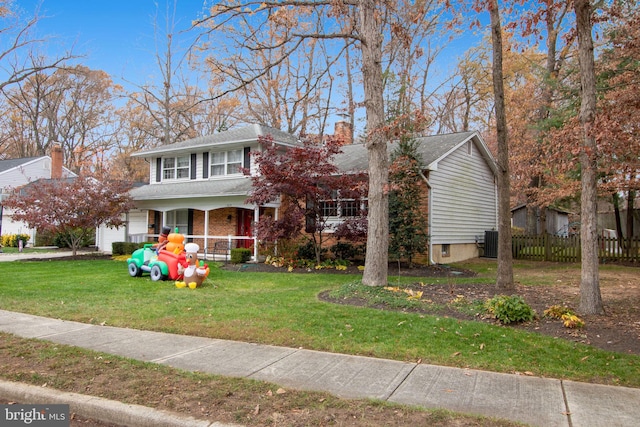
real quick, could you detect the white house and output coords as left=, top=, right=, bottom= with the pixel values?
left=0, top=146, right=76, bottom=245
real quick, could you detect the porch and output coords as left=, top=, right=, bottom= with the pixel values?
left=129, top=232, right=260, bottom=262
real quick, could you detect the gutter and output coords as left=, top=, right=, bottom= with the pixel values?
left=419, top=171, right=435, bottom=265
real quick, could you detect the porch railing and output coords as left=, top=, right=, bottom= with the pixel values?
left=128, top=233, right=259, bottom=262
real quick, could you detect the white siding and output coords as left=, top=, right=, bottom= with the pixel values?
left=97, top=210, right=149, bottom=253
left=430, top=142, right=497, bottom=244
left=0, top=158, right=50, bottom=191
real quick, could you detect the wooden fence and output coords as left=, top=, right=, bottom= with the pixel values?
left=511, top=233, right=640, bottom=263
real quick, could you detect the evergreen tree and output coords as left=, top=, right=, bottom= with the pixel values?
left=388, top=138, right=429, bottom=267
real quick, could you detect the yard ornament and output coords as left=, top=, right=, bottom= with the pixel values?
left=152, top=226, right=171, bottom=253
left=165, top=228, right=185, bottom=254
left=177, top=242, right=210, bottom=289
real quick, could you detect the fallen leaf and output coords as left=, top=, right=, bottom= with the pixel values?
left=276, top=388, right=286, bottom=395
left=524, top=371, right=534, bottom=376
left=266, top=390, right=273, bottom=396
left=253, top=404, right=260, bottom=415
left=479, top=343, right=485, bottom=350
left=451, top=351, right=461, bottom=357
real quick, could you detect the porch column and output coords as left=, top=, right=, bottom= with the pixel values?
left=204, top=210, right=210, bottom=256
left=253, top=206, right=259, bottom=261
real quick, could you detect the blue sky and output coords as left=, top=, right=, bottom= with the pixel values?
left=18, top=0, right=207, bottom=87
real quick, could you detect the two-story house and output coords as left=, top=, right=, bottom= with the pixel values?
left=101, top=124, right=498, bottom=264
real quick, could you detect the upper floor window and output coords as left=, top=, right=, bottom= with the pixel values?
left=211, top=149, right=243, bottom=176
left=163, top=156, right=190, bottom=180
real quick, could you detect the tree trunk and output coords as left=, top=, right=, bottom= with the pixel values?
left=489, top=0, right=514, bottom=291
left=574, top=0, right=604, bottom=315
left=626, top=190, right=635, bottom=255
left=613, top=192, right=624, bottom=248
left=358, top=0, right=389, bottom=286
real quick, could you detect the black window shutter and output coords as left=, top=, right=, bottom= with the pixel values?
left=155, top=158, right=162, bottom=182
left=190, top=153, right=197, bottom=179
left=243, top=147, right=251, bottom=175
left=203, top=152, right=209, bottom=178
left=187, top=209, right=194, bottom=242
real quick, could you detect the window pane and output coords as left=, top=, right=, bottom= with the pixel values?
left=163, top=158, right=175, bottom=168
left=341, top=200, right=358, bottom=217
left=226, top=162, right=241, bottom=174
left=177, top=156, right=190, bottom=167
left=321, top=201, right=337, bottom=217
left=228, top=150, right=242, bottom=162
left=211, top=164, right=225, bottom=176
left=163, top=169, right=175, bottom=180
left=177, top=168, right=190, bottom=179
left=211, top=152, right=225, bottom=164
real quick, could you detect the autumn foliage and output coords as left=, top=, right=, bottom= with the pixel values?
left=3, top=176, right=134, bottom=255
left=246, top=135, right=366, bottom=263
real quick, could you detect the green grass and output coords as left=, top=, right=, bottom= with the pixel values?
left=1, top=258, right=639, bottom=388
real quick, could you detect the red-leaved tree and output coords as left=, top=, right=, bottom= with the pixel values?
left=246, top=135, right=367, bottom=264
left=4, top=176, right=134, bottom=255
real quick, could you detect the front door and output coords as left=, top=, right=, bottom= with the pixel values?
left=236, top=208, right=253, bottom=248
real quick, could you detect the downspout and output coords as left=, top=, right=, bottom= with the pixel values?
left=419, top=171, right=435, bottom=265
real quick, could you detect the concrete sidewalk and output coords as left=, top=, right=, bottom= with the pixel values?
left=1, top=310, right=639, bottom=426
left=0, top=249, right=98, bottom=262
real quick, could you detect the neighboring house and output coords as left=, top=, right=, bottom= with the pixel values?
left=0, top=146, right=77, bottom=244
left=104, top=125, right=498, bottom=264
left=511, top=204, right=572, bottom=236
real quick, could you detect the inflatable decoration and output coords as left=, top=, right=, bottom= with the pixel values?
left=152, top=226, right=171, bottom=253
left=165, top=228, right=185, bottom=254
left=127, top=228, right=188, bottom=282
left=177, top=243, right=210, bottom=289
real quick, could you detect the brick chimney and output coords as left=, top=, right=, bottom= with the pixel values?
left=51, top=144, right=63, bottom=179
left=334, top=121, right=353, bottom=145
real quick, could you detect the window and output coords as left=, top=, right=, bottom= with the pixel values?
left=442, top=244, right=450, bottom=257
left=210, top=149, right=243, bottom=176
left=162, top=156, right=190, bottom=180
left=319, top=190, right=366, bottom=219
left=320, top=200, right=338, bottom=217
left=340, top=200, right=360, bottom=217
left=165, top=209, right=189, bottom=235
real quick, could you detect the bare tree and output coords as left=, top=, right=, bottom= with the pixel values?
left=0, top=2, right=76, bottom=94
left=1, top=66, right=121, bottom=174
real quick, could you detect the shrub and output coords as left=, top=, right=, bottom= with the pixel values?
left=484, top=295, right=536, bottom=324
left=112, top=242, right=151, bottom=255
left=53, top=228, right=95, bottom=249
left=561, top=313, right=585, bottom=329
left=230, top=248, right=251, bottom=264
left=330, top=242, right=360, bottom=261
left=1, top=233, right=31, bottom=247
left=544, top=305, right=585, bottom=329
left=296, top=240, right=327, bottom=261
left=543, top=305, right=574, bottom=319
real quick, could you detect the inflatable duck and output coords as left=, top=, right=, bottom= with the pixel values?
left=177, top=243, right=210, bottom=288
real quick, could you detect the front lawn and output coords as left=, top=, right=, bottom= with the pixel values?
left=0, top=258, right=639, bottom=388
